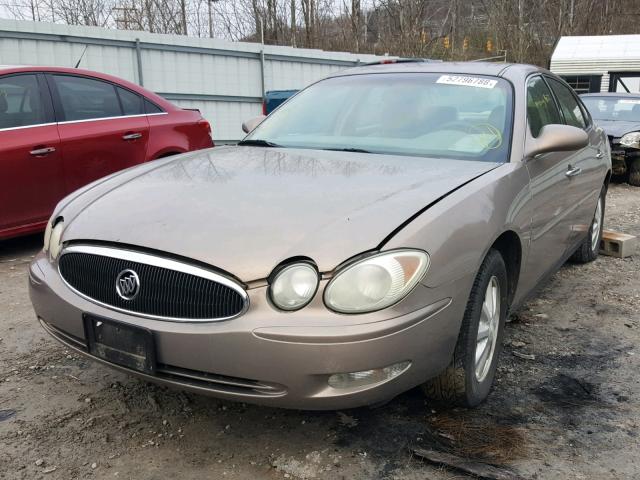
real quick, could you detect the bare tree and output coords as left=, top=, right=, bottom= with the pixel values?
left=2, top=0, right=639, bottom=65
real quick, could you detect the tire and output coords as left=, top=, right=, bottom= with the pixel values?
left=423, top=249, right=508, bottom=408
left=629, top=159, right=640, bottom=187
left=571, top=185, right=605, bottom=263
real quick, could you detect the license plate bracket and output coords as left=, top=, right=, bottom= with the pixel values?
left=83, top=314, right=156, bottom=374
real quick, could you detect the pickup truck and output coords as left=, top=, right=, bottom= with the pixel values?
left=263, top=90, right=298, bottom=115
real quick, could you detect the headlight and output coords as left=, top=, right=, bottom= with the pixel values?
left=48, top=220, right=65, bottom=260
left=43, top=219, right=53, bottom=253
left=324, top=249, right=430, bottom=314
left=620, top=131, right=640, bottom=149
left=270, top=263, right=319, bottom=311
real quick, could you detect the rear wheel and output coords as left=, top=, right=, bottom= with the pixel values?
left=423, top=249, right=508, bottom=407
left=571, top=186, right=605, bottom=263
left=629, top=158, right=640, bottom=187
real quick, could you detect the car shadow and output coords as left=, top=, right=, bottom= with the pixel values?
left=0, top=233, right=43, bottom=260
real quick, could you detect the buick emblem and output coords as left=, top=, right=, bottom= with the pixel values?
left=116, top=269, right=140, bottom=300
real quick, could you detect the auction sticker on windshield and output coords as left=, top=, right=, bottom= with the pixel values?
left=436, top=75, right=498, bottom=89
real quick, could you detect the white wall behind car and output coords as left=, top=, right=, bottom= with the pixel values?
left=0, top=19, right=385, bottom=142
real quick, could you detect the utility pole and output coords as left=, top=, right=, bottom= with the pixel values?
left=208, top=0, right=220, bottom=38
left=181, top=0, right=187, bottom=35
left=291, top=0, right=296, bottom=47
left=208, top=0, right=213, bottom=38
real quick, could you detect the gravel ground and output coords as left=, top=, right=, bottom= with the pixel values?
left=1, top=183, right=639, bottom=480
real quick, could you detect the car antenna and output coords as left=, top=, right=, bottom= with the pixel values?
left=74, top=45, right=89, bottom=68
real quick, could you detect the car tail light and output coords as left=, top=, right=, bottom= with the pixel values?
left=198, top=119, right=211, bottom=135
left=262, top=100, right=267, bottom=116
left=197, top=119, right=214, bottom=146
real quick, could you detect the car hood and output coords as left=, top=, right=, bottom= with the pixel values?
left=61, top=146, right=499, bottom=281
left=595, top=119, right=640, bottom=138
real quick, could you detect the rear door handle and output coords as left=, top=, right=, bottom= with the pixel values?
left=565, top=165, right=582, bottom=178
left=30, top=146, right=56, bottom=156
left=596, top=150, right=604, bottom=159
left=122, top=132, right=142, bottom=141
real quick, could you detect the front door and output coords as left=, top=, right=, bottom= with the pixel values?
left=521, top=76, right=575, bottom=289
left=545, top=76, right=606, bottom=249
left=0, top=73, right=64, bottom=236
left=47, top=74, right=150, bottom=194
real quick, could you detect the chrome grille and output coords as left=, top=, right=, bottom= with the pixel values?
left=58, top=245, right=247, bottom=321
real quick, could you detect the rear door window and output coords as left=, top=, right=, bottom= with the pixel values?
left=144, top=99, right=164, bottom=114
left=526, top=76, right=562, bottom=138
left=117, top=87, right=143, bottom=116
left=52, top=75, right=122, bottom=121
left=546, top=77, right=588, bottom=129
left=0, top=74, right=47, bottom=129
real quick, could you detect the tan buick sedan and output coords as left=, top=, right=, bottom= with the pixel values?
left=29, top=62, right=611, bottom=409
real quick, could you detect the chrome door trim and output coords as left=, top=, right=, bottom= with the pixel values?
left=0, top=122, right=57, bottom=133
left=0, top=112, right=168, bottom=132
left=57, top=244, right=249, bottom=323
left=57, top=112, right=168, bottom=126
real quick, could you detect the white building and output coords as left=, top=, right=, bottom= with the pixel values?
left=550, top=34, right=640, bottom=94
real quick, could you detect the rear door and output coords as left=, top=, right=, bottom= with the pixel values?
left=47, top=74, right=150, bottom=193
left=545, top=76, right=605, bottom=249
left=0, top=73, right=64, bottom=234
left=522, top=75, right=575, bottom=287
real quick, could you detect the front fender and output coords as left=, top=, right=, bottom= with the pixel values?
left=383, top=162, right=531, bottom=294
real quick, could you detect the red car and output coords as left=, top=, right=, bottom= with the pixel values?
left=0, top=66, right=214, bottom=240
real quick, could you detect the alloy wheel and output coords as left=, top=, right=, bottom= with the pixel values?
left=591, top=197, right=603, bottom=253
left=475, top=276, right=500, bottom=382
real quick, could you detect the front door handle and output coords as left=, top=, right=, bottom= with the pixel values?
left=565, top=165, right=582, bottom=178
left=596, top=150, right=604, bottom=159
left=122, top=132, right=142, bottom=141
left=30, top=146, right=56, bottom=156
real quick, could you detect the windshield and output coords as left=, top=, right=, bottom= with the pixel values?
left=581, top=96, right=640, bottom=122
left=245, top=73, right=513, bottom=162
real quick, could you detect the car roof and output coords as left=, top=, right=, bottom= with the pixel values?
left=328, top=60, right=541, bottom=79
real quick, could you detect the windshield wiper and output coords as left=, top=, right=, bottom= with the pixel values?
left=323, top=147, right=372, bottom=153
left=237, top=139, right=283, bottom=148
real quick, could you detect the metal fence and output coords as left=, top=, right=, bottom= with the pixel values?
left=0, top=19, right=384, bottom=141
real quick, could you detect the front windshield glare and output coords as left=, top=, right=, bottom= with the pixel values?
left=582, top=96, right=640, bottom=122
left=246, top=73, right=513, bottom=162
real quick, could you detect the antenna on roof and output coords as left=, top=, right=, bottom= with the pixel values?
left=74, top=45, right=89, bottom=68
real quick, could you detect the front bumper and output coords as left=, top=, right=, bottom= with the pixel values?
left=29, top=251, right=468, bottom=410
left=610, top=139, right=640, bottom=175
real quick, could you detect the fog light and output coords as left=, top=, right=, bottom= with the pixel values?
left=328, top=361, right=411, bottom=389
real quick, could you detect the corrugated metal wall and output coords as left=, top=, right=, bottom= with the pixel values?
left=0, top=19, right=384, bottom=141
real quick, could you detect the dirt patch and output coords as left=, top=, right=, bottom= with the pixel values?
left=533, top=373, right=600, bottom=408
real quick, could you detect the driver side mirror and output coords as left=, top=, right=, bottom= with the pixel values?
left=242, top=115, right=267, bottom=134
left=525, top=124, right=589, bottom=159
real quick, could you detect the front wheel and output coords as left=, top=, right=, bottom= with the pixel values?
left=571, top=186, right=605, bottom=263
left=423, top=249, right=508, bottom=407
